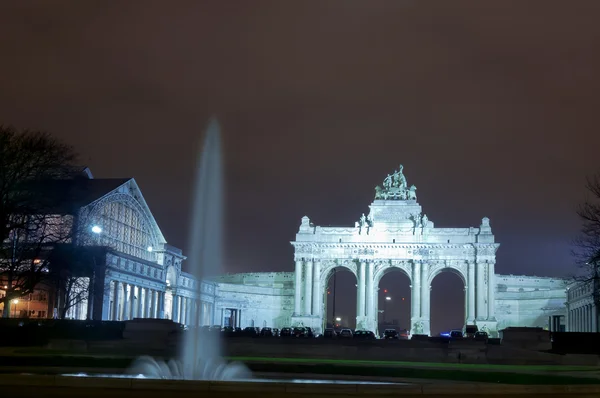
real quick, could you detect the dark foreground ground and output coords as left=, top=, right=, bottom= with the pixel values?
left=0, top=354, right=599, bottom=385
left=1, top=374, right=600, bottom=398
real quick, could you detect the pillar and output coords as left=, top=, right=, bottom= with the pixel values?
left=593, top=303, right=598, bottom=333
left=112, top=281, right=120, bottom=321
left=467, top=261, right=476, bottom=323
left=294, top=260, right=303, bottom=315
left=172, top=295, right=179, bottom=322
left=159, top=291, right=165, bottom=319
left=304, top=260, right=313, bottom=315
left=487, top=262, right=496, bottom=320
left=149, top=290, right=156, bottom=318
left=366, top=262, right=374, bottom=329
left=411, top=261, right=421, bottom=333
left=476, top=261, right=487, bottom=319
left=128, top=284, right=135, bottom=320
left=420, top=262, right=430, bottom=335
left=312, top=260, right=321, bottom=318
left=357, top=261, right=366, bottom=318
left=137, top=287, right=143, bottom=319
left=143, top=288, right=150, bottom=318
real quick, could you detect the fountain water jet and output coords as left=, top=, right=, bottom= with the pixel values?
left=127, top=117, right=251, bottom=380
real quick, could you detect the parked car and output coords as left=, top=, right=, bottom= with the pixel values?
left=464, top=325, right=478, bottom=338
left=280, top=327, right=293, bottom=337
left=450, top=330, right=463, bottom=339
left=474, top=331, right=489, bottom=343
left=242, top=326, right=259, bottom=337
left=353, top=330, right=376, bottom=340
left=323, top=328, right=338, bottom=338
left=339, top=328, right=353, bottom=338
left=398, top=329, right=410, bottom=340
left=260, top=327, right=274, bottom=337
left=383, top=329, right=399, bottom=339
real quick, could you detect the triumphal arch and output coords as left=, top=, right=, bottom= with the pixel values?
left=290, top=165, right=499, bottom=336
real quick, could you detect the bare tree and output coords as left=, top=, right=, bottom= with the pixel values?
left=47, top=244, right=110, bottom=319
left=0, top=125, right=80, bottom=317
left=574, top=172, right=600, bottom=281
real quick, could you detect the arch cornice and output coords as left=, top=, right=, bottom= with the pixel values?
left=426, top=259, right=468, bottom=286
left=373, top=260, right=413, bottom=285
left=320, top=259, right=358, bottom=284
left=84, top=191, right=162, bottom=247
left=291, top=242, right=480, bottom=260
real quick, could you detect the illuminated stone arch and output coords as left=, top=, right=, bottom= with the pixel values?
left=426, top=261, right=467, bottom=287
left=320, top=259, right=357, bottom=285
left=373, top=260, right=413, bottom=287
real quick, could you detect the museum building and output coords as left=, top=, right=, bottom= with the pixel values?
left=0, top=167, right=572, bottom=336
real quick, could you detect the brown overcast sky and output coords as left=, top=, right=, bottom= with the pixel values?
left=1, top=1, right=600, bottom=331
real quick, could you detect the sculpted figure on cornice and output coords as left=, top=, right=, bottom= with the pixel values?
left=374, top=164, right=417, bottom=201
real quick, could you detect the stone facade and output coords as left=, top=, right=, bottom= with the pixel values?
left=495, top=275, right=569, bottom=332
left=290, top=165, right=500, bottom=336
left=566, top=278, right=599, bottom=332
left=0, top=166, right=572, bottom=336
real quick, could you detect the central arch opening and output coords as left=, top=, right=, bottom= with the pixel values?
left=430, top=271, right=465, bottom=336
left=325, top=267, right=357, bottom=330
left=377, top=268, right=411, bottom=336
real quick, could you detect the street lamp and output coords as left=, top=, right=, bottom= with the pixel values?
left=91, top=225, right=102, bottom=234
left=12, top=299, right=19, bottom=318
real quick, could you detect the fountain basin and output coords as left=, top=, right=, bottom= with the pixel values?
left=0, top=373, right=420, bottom=398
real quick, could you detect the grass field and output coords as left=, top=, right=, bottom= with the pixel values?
left=0, top=354, right=598, bottom=385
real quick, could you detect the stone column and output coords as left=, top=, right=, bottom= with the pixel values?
left=137, top=287, right=143, bottom=319
left=294, top=259, right=303, bottom=315
left=411, top=261, right=421, bottom=334
left=149, top=290, right=156, bottom=318
left=420, top=262, right=430, bottom=335
left=487, top=262, right=496, bottom=320
left=475, top=261, right=487, bottom=319
left=143, top=288, right=150, bottom=318
left=304, top=260, right=313, bottom=315
left=172, top=295, right=179, bottom=322
left=127, top=285, right=135, bottom=320
left=158, top=291, right=165, bottom=319
left=358, top=261, right=366, bottom=318
left=312, top=260, right=321, bottom=318
left=366, top=262, right=374, bottom=330
left=112, top=281, right=120, bottom=321
left=467, top=261, right=476, bottom=323
left=592, top=303, right=598, bottom=333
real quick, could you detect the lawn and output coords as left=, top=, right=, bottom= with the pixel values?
left=0, top=354, right=598, bottom=385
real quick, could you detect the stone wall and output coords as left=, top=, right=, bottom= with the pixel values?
left=215, top=280, right=294, bottom=329
left=494, top=275, right=568, bottom=330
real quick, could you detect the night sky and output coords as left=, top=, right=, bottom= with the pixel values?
left=2, top=1, right=600, bottom=333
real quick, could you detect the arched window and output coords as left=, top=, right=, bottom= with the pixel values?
left=95, top=201, right=156, bottom=261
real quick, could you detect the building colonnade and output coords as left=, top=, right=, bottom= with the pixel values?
left=567, top=302, right=598, bottom=332
left=293, top=258, right=497, bottom=336
left=109, top=280, right=213, bottom=326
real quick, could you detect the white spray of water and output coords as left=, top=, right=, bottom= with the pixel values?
left=127, top=118, right=250, bottom=380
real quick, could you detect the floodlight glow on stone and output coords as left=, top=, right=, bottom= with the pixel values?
left=147, top=246, right=153, bottom=252
left=91, top=225, right=102, bottom=234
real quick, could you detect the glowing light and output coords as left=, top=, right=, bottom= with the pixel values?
left=384, top=289, right=388, bottom=293
left=147, top=246, right=153, bottom=252
left=335, top=317, right=341, bottom=322
left=91, top=225, right=102, bottom=234
left=386, top=297, right=391, bottom=301
left=33, top=259, right=41, bottom=264
left=12, top=299, right=18, bottom=304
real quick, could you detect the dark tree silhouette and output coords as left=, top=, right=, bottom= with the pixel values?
left=0, top=125, right=80, bottom=318
left=574, top=173, right=600, bottom=282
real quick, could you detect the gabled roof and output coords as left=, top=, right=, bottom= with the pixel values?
left=34, top=175, right=167, bottom=245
